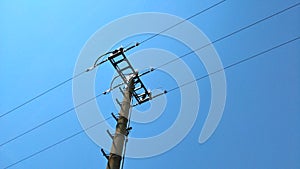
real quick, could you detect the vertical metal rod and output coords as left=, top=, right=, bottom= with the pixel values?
left=106, top=79, right=134, bottom=169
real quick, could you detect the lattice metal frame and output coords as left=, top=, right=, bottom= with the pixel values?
left=108, top=47, right=151, bottom=105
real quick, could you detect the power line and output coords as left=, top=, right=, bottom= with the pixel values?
left=2, top=1, right=298, bottom=120
left=1, top=1, right=298, bottom=162
left=1, top=2, right=297, bottom=168
left=156, top=2, right=300, bottom=70
left=139, top=0, right=226, bottom=45
left=0, top=93, right=104, bottom=148
left=0, top=1, right=226, bottom=120
left=3, top=36, right=299, bottom=169
left=0, top=71, right=86, bottom=118
left=1, top=2, right=298, bottom=147
left=3, top=116, right=113, bottom=169
left=167, top=36, right=300, bottom=93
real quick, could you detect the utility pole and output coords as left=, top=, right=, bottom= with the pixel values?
left=106, top=79, right=133, bottom=169
left=88, top=43, right=165, bottom=169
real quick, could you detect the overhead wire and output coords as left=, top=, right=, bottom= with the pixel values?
left=0, top=71, right=85, bottom=118
left=0, top=93, right=105, bottom=147
left=4, top=35, right=299, bottom=169
left=154, top=1, right=300, bottom=70
left=0, top=0, right=226, bottom=119
left=0, top=0, right=230, bottom=150
left=167, top=36, right=300, bottom=93
left=2, top=1, right=298, bottom=120
left=139, top=0, right=226, bottom=45
left=1, top=1, right=298, bottom=148
left=3, top=116, right=113, bottom=169
left=2, top=1, right=300, bottom=167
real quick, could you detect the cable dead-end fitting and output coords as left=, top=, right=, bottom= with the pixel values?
left=86, top=66, right=95, bottom=72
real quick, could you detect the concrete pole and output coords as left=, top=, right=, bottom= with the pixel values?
left=106, top=79, right=134, bottom=169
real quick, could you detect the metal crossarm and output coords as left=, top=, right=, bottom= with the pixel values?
left=107, top=47, right=151, bottom=105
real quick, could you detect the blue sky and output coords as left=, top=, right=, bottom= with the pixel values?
left=1, top=0, right=300, bottom=169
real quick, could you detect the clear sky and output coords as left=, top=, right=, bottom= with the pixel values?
left=1, top=0, right=300, bottom=169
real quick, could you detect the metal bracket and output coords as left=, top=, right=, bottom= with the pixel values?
left=115, top=98, right=126, bottom=113
left=126, top=127, right=133, bottom=136
left=119, top=87, right=125, bottom=97
left=111, top=113, right=118, bottom=122
left=101, top=148, right=109, bottom=160
left=116, top=98, right=122, bottom=107
left=106, top=130, right=114, bottom=140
